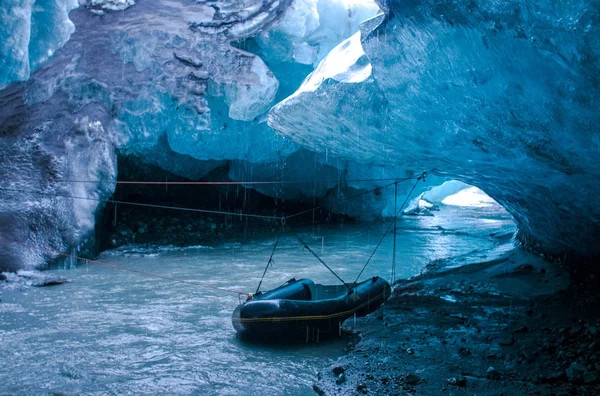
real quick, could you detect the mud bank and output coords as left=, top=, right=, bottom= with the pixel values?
left=313, top=249, right=600, bottom=395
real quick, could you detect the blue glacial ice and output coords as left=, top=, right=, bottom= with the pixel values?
left=0, top=0, right=78, bottom=90
left=269, top=0, right=600, bottom=259
left=1, top=0, right=598, bottom=270
left=1, top=0, right=415, bottom=270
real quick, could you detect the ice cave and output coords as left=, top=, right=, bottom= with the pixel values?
left=0, top=0, right=599, bottom=394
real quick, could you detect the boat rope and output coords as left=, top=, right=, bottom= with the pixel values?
left=0, top=187, right=282, bottom=221
left=293, top=233, right=349, bottom=291
left=284, top=177, right=415, bottom=221
left=3, top=168, right=434, bottom=288
left=350, top=171, right=429, bottom=290
left=0, top=175, right=419, bottom=224
left=13, top=176, right=429, bottom=186
left=255, top=230, right=282, bottom=294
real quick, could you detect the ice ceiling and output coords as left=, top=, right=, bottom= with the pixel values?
left=0, top=0, right=598, bottom=270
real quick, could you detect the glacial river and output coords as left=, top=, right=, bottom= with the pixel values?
left=0, top=206, right=515, bottom=395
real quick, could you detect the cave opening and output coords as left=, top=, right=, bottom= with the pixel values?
left=95, top=154, right=353, bottom=253
left=95, top=157, right=518, bottom=263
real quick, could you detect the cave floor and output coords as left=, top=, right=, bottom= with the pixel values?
left=314, top=249, right=600, bottom=395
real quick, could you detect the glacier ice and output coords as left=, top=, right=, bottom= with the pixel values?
left=3, top=0, right=597, bottom=272
left=0, top=0, right=388, bottom=270
left=255, top=0, right=381, bottom=66
left=0, top=0, right=78, bottom=90
left=87, top=0, right=136, bottom=14
left=269, top=0, right=600, bottom=259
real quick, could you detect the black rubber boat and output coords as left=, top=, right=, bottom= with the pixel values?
left=232, top=276, right=391, bottom=338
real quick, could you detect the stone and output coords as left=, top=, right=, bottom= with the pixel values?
left=583, top=371, right=598, bottom=384
left=499, top=335, right=514, bottom=346
left=332, top=366, right=345, bottom=376
left=406, top=347, right=414, bottom=355
left=514, top=326, right=529, bottom=334
left=458, top=346, right=472, bottom=356
left=357, top=382, right=367, bottom=393
left=405, top=374, right=421, bottom=385
left=539, top=371, right=566, bottom=383
left=335, top=373, right=346, bottom=385
left=312, top=383, right=325, bottom=396
left=565, top=363, right=586, bottom=384
left=589, top=327, right=598, bottom=337
left=447, top=377, right=467, bottom=387
left=486, top=367, right=501, bottom=380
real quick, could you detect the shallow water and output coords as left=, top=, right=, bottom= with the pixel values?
left=0, top=207, right=515, bottom=395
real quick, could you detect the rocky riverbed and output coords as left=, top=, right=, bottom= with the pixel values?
left=313, top=249, right=600, bottom=395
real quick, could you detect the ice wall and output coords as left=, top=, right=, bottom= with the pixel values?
left=0, top=0, right=391, bottom=270
left=269, top=0, right=600, bottom=260
left=0, top=0, right=78, bottom=90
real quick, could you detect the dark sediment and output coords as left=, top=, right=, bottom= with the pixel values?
left=314, top=249, right=600, bottom=395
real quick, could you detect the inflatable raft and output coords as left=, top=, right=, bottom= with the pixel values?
left=232, top=276, right=391, bottom=338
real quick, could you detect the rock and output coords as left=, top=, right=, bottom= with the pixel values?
left=357, top=382, right=367, bottom=393
left=499, top=335, right=514, bottom=346
left=335, top=373, right=346, bottom=385
left=584, top=371, right=598, bottom=384
left=210, top=223, right=217, bottom=231
left=137, top=227, right=146, bottom=234
left=539, top=371, right=566, bottom=383
left=332, top=366, right=345, bottom=376
left=447, top=377, right=467, bottom=387
left=514, top=326, right=529, bottom=334
left=380, top=376, right=390, bottom=385
left=486, top=367, right=501, bottom=380
left=312, top=383, right=325, bottom=396
left=589, top=327, right=598, bottom=337
left=405, top=374, right=421, bottom=385
left=406, top=347, right=414, bottom=355
left=0, top=273, right=5, bottom=281
left=565, top=363, right=586, bottom=384
left=458, top=346, right=472, bottom=356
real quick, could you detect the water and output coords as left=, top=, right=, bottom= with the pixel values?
left=0, top=206, right=515, bottom=395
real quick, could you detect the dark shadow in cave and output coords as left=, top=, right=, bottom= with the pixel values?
left=95, top=154, right=352, bottom=252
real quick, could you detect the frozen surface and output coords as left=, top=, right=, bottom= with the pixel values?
left=1, top=0, right=597, bottom=270
left=0, top=206, right=515, bottom=394
left=255, top=0, right=381, bottom=66
left=269, top=0, right=600, bottom=259
left=0, top=0, right=383, bottom=270
left=0, top=0, right=78, bottom=90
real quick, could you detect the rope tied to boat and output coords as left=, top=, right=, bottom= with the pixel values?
left=350, top=171, right=430, bottom=291
left=4, top=169, right=435, bottom=296
left=255, top=230, right=282, bottom=294
left=294, top=233, right=350, bottom=291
